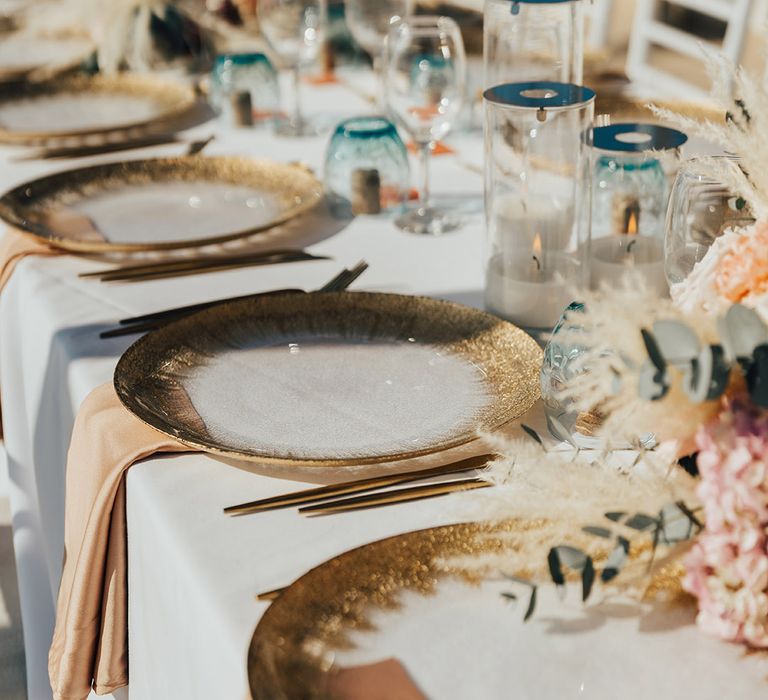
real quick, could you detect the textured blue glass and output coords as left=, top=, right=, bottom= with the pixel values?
left=323, top=117, right=410, bottom=215
left=209, top=52, right=280, bottom=124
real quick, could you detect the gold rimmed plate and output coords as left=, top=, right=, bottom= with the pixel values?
left=248, top=522, right=768, bottom=699
left=0, top=156, right=323, bottom=252
left=114, top=292, right=542, bottom=467
left=0, top=73, right=196, bottom=143
left=0, top=31, right=95, bottom=84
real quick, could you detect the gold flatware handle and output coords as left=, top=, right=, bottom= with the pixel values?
left=224, top=453, right=496, bottom=516
left=99, top=289, right=304, bottom=339
left=299, top=478, right=491, bottom=516
left=256, top=586, right=286, bottom=602
left=16, top=134, right=183, bottom=161
left=81, top=250, right=326, bottom=281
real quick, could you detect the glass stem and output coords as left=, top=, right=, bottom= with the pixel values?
left=372, top=53, right=384, bottom=109
left=292, top=65, right=303, bottom=128
left=418, top=141, right=432, bottom=210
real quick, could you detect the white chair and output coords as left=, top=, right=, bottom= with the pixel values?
left=626, top=0, right=755, bottom=98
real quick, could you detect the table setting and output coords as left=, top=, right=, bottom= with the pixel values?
left=0, top=1, right=766, bottom=700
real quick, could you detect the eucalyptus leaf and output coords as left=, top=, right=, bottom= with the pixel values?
left=547, top=548, right=565, bottom=588
left=641, top=328, right=667, bottom=372
left=638, top=360, right=669, bottom=401
left=556, top=545, right=588, bottom=570
left=523, top=585, right=538, bottom=622
left=747, top=344, right=768, bottom=408
left=605, top=511, right=626, bottom=523
left=521, top=424, right=543, bottom=446
left=582, top=526, right=612, bottom=539
left=501, top=592, right=518, bottom=602
left=659, top=503, right=699, bottom=544
left=624, top=513, right=657, bottom=531
left=601, top=537, right=630, bottom=583
left=718, top=305, right=768, bottom=361
left=582, top=557, right=596, bottom=601
left=652, top=320, right=700, bottom=362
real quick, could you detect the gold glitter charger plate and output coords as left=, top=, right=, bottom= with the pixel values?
left=248, top=521, right=768, bottom=700
left=114, top=292, right=542, bottom=466
left=0, top=73, right=196, bottom=143
left=0, top=31, right=94, bottom=84
left=0, top=156, right=323, bottom=252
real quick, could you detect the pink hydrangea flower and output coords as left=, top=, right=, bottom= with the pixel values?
left=683, top=399, right=768, bottom=648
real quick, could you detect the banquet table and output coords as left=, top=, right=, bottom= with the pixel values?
left=1, top=62, right=740, bottom=699
left=0, top=70, right=525, bottom=700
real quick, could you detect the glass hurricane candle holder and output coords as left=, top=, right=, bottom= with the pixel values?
left=210, top=53, right=280, bottom=126
left=323, top=116, right=410, bottom=216
left=483, top=0, right=584, bottom=89
left=483, top=81, right=594, bottom=334
left=590, top=123, right=687, bottom=295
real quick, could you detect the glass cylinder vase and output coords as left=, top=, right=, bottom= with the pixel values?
left=484, top=81, right=594, bottom=334
left=590, top=123, right=687, bottom=295
left=483, top=0, right=585, bottom=89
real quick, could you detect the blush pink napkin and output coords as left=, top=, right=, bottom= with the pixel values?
left=48, top=383, right=192, bottom=700
left=0, top=227, right=60, bottom=289
left=48, top=385, right=428, bottom=700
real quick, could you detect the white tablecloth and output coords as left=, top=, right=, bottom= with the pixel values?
left=0, top=73, right=508, bottom=700
left=0, top=70, right=736, bottom=700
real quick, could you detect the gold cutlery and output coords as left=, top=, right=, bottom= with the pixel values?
left=256, top=587, right=286, bottom=602
left=224, top=452, right=495, bottom=516
left=99, top=260, right=369, bottom=339
left=82, top=249, right=327, bottom=283
left=299, top=477, right=491, bottom=516
left=15, top=133, right=215, bottom=161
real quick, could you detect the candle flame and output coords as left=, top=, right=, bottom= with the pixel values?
left=533, top=233, right=542, bottom=256
left=627, top=210, right=638, bottom=235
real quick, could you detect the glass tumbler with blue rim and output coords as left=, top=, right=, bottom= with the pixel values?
left=210, top=52, right=280, bottom=125
left=324, top=116, right=410, bottom=216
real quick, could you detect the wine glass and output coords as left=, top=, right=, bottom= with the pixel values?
left=258, top=0, right=326, bottom=136
left=664, top=163, right=754, bottom=286
left=385, top=16, right=466, bottom=235
left=346, top=0, right=412, bottom=100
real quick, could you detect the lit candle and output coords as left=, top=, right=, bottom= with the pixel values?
left=485, top=234, right=578, bottom=330
left=590, top=213, right=668, bottom=294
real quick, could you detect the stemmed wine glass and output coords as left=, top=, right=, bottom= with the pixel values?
left=385, top=16, right=466, bottom=235
left=258, top=0, right=326, bottom=136
left=345, top=0, right=412, bottom=102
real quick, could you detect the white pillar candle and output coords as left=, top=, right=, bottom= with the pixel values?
left=492, top=192, right=574, bottom=251
left=590, top=236, right=668, bottom=295
left=485, top=247, right=578, bottom=330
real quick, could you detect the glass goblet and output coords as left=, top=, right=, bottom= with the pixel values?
left=258, top=0, right=326, bottom=137
left=385, top=15, right=466, bottom=235
left=345, top=0, right=412, bottom=99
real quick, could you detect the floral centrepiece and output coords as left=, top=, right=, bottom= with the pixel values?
left=685, top=400, right=768, bottom=647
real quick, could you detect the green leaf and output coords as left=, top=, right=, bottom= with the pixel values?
left=641, top=328, right=667, bottom=372
left=523, top=585, right=538, bottom=622
left=501, top=592, right=518, bottom=602
left=547, top=548, right=565, bottom=588
left=521, top=424, right=543, bottom=446
left=582, top=557, right=596, bottom=601
left=625, top=513, right=657, bottom=531
left=601, top=537, right=630, bottom=583
left=582, top=526, right=612, bottom=539
left=605, top=511, right=626, bottom=523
